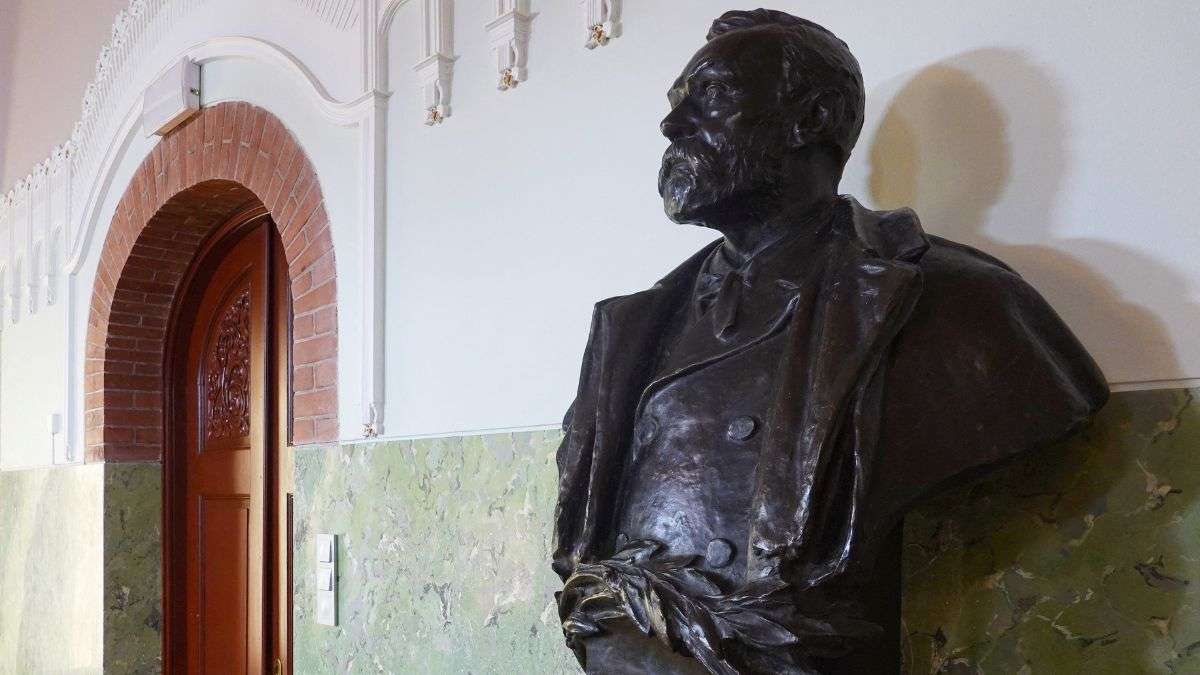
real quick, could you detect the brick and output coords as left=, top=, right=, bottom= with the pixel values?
left=293, top=334, right=335, bottom=366
left=312, top=304, right=336, bottom=335
left=291, top=418, right=316, bottom=445
left=134, top=427, right=163, bottom=446
left=293, top=313, right=315, bottom=340
left=105, top=373, right=160, bottom=391
left=104, top=409, right=160, bottom=428
left=293, top=364, right=314, bottom=392
left=308, top=252, right=335, bottom=288
left=313, top=416, right=338, bottom=443
left=293, top=280, right=335, bottom=315
left=291, top=225, right=334, bottom=274
left=290, top=270, right=313, bottom=298
left=133, top=392, right=162, bottom=410
left=315, top=360, right=337, bottom=388
left=86, top=101, right=339, bottom=461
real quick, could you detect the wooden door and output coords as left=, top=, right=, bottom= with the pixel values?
left=183, top=223, right=271, bottom=674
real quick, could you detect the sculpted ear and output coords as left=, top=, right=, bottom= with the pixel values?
left=789, top=90, right=842, bottom=148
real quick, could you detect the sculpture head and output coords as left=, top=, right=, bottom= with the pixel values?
left=658, top=9, right=865, bottom=230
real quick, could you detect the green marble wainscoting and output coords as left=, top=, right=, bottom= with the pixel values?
left=0, top=463, right=104, bottom=674
left=903, top=388, right=1199, bottom=674
left=294, top=388, right=1200, bottom=675
left=293, top=431, right=579, bottom=674
left=102, top=462, right=163, bottom=674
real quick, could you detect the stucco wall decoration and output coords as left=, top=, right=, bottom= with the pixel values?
left=0, top=0, right=213, bottom=324
left=580, top=0, right=621, bottom=48
left=290, top=0, right=362, bottom=31
left=486, top=0, right=535, bottom=91
left=414, top=0, right=456, bottom=124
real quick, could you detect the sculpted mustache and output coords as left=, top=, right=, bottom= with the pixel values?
left=662, top=143, right=721, bottom=173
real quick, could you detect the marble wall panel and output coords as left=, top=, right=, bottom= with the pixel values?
left=902, top=388, right=1200, bottom=674
left=294, top=388, right=1200, bottom=674
left=293, top=431, right=579, bottom=674
left=102, top=462, right=162, bottom=674
left=0, top=463, right=103, bottom=674
left=4, top=387, right=1191, bottom=673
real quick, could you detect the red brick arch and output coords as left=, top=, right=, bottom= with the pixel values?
left=85, top=101, right=338, bottom=462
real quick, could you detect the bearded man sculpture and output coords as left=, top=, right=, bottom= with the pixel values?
left=552, top=9, right=1108, bottom=674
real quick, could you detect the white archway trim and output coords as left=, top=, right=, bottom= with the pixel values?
left=66, top=35, right=384, bottom=274
left=188, top=37, right=383, bottom=126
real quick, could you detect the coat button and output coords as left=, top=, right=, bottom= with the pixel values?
left=726, top=416, right=758, bottom=441
left=706, top=538, right=735, bottom=568
left=637, top=416, right=660, bottom=446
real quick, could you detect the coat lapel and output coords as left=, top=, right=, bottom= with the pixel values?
left=553, top=242, right=716, bottom=571
left=747, top=198, right=930, bottom=583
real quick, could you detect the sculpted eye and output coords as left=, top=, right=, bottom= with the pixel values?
left=702, top=81, right=728, bottom=98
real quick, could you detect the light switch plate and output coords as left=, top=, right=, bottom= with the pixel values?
left=315, top=534, right=337, bottom=626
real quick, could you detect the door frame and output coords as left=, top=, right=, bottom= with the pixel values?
left=161, top=204, right=293, bottom=673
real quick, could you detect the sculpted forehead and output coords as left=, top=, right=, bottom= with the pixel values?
left=675, top=27, right=788, bottom=91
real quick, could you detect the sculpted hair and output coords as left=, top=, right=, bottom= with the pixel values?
left=708, top=9, right=866, bottom=166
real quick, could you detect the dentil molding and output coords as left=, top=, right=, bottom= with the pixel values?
left=486, top=0, right=534, bottom=91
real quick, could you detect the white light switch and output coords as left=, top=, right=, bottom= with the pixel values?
left=315, top=534, right=337, bottom=626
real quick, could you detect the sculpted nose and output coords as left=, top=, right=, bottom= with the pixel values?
left=660, top=105, right=693, bottom=141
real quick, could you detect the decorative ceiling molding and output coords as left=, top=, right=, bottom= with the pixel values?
left=0, top=0, right=214, bottom=328
left=580, top=0, right=621, bottom=49
left=486, top=0, right=534, bottom=91
left=414, top=0, right=455, bottom=124
left=290, top=0, right=361, bottom=31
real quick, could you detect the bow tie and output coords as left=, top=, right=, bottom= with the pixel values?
left=695, top=267, right=752, bottom=341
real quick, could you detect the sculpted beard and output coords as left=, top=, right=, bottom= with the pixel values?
left=658, top=122, right=791, bottom=225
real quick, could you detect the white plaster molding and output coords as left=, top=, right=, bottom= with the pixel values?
left=289, top=0, right=362, bottom=31
left=44, top=229, right=62, bottom=307
left=65, top=36, right=386, bottom=275
left=580, top=0, right=621, bottom=49
left=414, top=0, right=455, bottom=124
left=486, top=0, right=534, bottom=91
left=357, top=91, right=390, bottom=438
left=9, top=259, right=22, bottom=325
left=7, top=0, right=377, bottom=293
left=187, top=38, right=385, bottom=126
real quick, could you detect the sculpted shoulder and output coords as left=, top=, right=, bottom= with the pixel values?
left=878, top=233, right=1108, bottom=507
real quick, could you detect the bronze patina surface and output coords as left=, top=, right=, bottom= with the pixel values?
left=552, top=9, right=1108, bottom=674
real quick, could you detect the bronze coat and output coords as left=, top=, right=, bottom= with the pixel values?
left=552, top=196, right=1109, bottom=592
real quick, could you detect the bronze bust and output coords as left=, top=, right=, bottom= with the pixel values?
left=552, top=9, right=1108, bottom=674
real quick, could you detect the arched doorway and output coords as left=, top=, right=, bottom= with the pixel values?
left=85, top=102, right=339, bottom=673
left=166, top=206, right=289, bottom=673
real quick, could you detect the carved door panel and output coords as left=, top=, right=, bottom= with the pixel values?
left=184, top=223, right=271, bottom=674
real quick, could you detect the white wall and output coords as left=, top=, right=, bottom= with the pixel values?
left=1, top=0, right=368, bottom=468
left=3, top=0, right=1200, bottom=463
left=381, top=0, right=1200, bottom=437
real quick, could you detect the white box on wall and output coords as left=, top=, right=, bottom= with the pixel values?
left=142, top=57, right=200, bottom=137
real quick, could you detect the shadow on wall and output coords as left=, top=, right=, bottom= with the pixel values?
left=867, top=48, right=1199, bottom=386
left=871, top=50, right=1198, bottom=671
